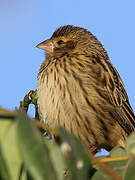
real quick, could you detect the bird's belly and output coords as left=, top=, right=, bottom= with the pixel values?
left=37, top=77, right=97, bottom=147
left=37, top=72, right=98, bottom=134
left=37, top=71, right=126, bottom=150
left=37, top=73, right=87, bottom=127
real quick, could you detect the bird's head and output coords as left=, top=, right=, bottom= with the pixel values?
left=36, top=25, right=108, bottom=59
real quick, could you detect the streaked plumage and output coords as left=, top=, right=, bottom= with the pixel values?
left=37, top=25, right=135, bottom=153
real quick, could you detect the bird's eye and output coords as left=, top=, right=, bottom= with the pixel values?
left=57, top=40, right=64, bottom=45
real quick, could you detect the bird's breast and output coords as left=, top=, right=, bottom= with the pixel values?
left=37, top=57, right=127, bottom=149
left=37, top=58, right=96, bottom=128
left=37, top=64, right=84, bottom=127
left=37, top=57, right=108, bottom=129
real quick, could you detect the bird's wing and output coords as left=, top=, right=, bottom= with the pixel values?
left=96, top=55, right=135, bottom=134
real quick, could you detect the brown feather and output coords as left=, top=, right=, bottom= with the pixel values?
left=37, top=25, right=135, bottom=153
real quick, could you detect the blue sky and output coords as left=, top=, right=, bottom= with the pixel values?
left=1, top=1, right=135, bottom=116
left=1, top=0, right=135, bottom=156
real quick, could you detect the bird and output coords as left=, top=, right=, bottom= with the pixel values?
left=36, top=25, right=135, bottom=154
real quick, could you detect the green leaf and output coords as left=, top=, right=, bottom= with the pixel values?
left=49, top=143, right=66, bottom=180
left=110, top=146, right=127, bottom=157
left=60, top=128, right=92, bottom=180
left=17, top=112, right=58, bottom=180
left=0, top=119, right=13, bottom=142
left=92, top=155, right=129, bottom=179
left=124, top=156, right=135, bottom=180
left=0, top=148, right=12, bottom=180
left=0, top=117, right=23, bottom=180
left=126, top=132, right=135, bottom=155
left=0, top=108, right=16, bottom=119
left=91, top=159, right=128, bottom=180
left=92, top=146, right=130, bottom=180
left=91, top=169, right=112, bottom=180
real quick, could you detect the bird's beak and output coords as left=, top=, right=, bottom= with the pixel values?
left=36, top=40, right=54, bottom=53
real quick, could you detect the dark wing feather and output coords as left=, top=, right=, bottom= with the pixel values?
left=96, top=55, right=135, bottom=134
